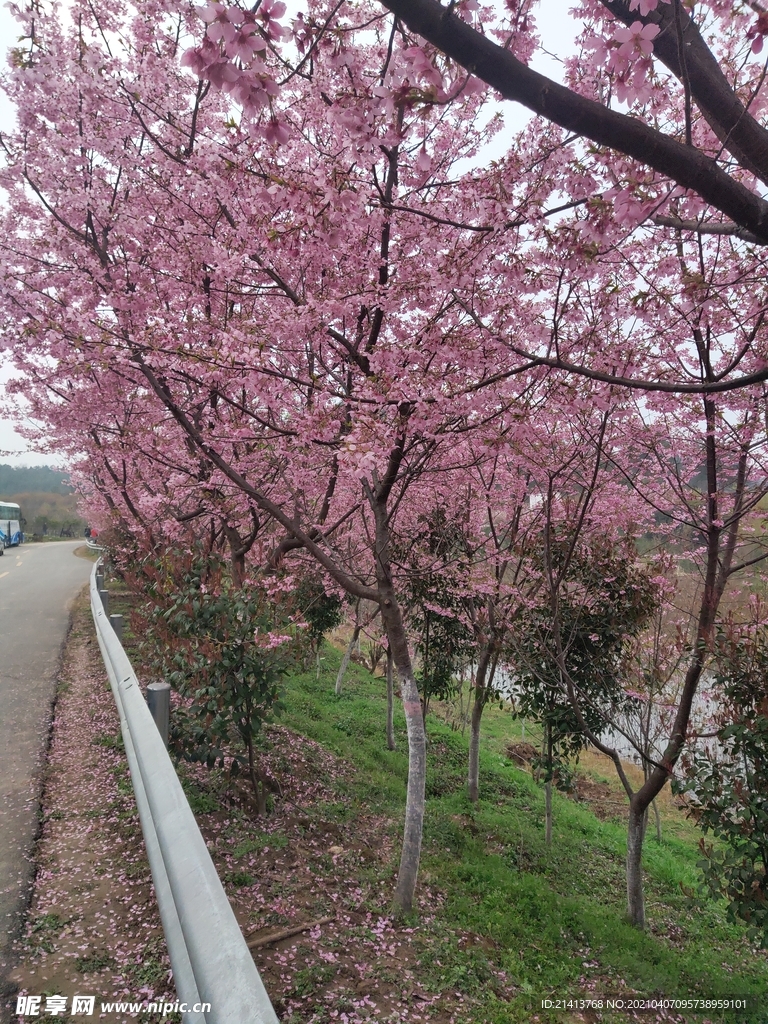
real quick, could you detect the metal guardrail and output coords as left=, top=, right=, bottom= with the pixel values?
left=89, top=562, right=279, bottom=1024
left=85, top=537, right=103, bottom=552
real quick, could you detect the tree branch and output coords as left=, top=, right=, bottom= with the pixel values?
left=601, top=0, right=768, bottom=187
left=134, top=355, right=379, bottom=602
left=377, top=0, right=768, bottom=243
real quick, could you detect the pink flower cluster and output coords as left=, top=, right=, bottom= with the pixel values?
left=610, top=21, right=660, bottom=104
left=181, top=2, right=287, bottom=132
left=627, top=0, right=669, bottom=15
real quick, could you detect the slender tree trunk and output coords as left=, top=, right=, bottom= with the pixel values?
left=467, top=692, right=484, bottom=804
left=386, top=648, right=397, bottom=750
left=255, top=780, right=267, bottom=816
left=336, top=626, right=361, bottom=693
left=421, top=692, right=431, bottom=727
left=468, top=647, right=492, bottom=803
left=389, top=646, right=426, bottom=914
left=621, top=397, right=746, bottom=921
left=370, top=475, right=426, bottom=915
left=336, top=602, right=380, bottom=695
left=544, top=721, right=553, bottom=846
left=247, top=737, right=267, bottom=816
left=627, top=800, right=647, bottom=928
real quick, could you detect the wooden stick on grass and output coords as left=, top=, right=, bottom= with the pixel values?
left=246, top=914, right=336, bottom=949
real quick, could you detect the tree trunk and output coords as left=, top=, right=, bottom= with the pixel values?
left=627, top=800, right=647, bottom=928
left=335, top=632, right=358, bottom=694
left=468, top=645, right=494, bottom=804
left=223, top=520, right=257, bottom=589
left=347, top=427, right=431, bottom=915
left=421, top=692, right=430, bottom=727
left=621, top=399, right=745, bottom=921
left=467, top=691, right=484, bottom=804
left=386, top=648, right=396, bottom=750
left=390, top=651, right=426, bottom=914
left=371, top=484, right=426, bottom=916
left=544, top=720, right=553, bottom=845
left=246, top=737, right=267, bottom=816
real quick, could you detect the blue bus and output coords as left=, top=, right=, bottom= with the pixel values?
left=0, top=501, right=23, bottom=553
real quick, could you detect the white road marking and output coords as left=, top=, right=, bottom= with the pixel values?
left=0, top=572, right=8, bottom=579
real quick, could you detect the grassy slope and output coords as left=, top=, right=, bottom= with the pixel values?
left=280, top=643, right=767, bottom=1024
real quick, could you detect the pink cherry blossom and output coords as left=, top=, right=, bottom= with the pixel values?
left=614, top=21, right=660, bottom=59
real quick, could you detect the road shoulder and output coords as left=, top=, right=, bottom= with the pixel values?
left=3, top=593, right=175, bottom=1024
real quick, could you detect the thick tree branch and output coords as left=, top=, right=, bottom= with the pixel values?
left=650, top=215, right=763, bottom=244
left=377, top=0, right=768, bottom=243
left=134, top=355, right=379, bottom=602
left=601, top=0, right=768, bottom=187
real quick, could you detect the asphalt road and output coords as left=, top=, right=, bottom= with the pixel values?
left=0, top=542, right=92, bottom=1014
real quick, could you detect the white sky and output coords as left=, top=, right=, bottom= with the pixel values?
left=0, top=0, right=579, bottom=468
left=0, top=6, right=53, bottom=466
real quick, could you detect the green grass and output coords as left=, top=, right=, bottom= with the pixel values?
left=126, top=938, right=167, bottom=988
left=233, top=833, right=289, bottom=858
left=92, top=730, right=124, bottom=751
left=177, top=767, right=220, bottom=814
left=277, top=643, right=768, bottom=1023
left=75, top=950, right=115, bottom=974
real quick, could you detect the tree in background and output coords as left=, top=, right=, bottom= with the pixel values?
left=396, top=506, right=475, bottom=725
left=0, top=464, right=73, bottom=495
left=620, top=575, right=691, bottom=844
left=12, top=491, right=85, bottom=538
left=675, top=618, right=768, bottom=947
left=292, top=571, right=343, bottom=674
left=511, top=532, right=658, bottom=845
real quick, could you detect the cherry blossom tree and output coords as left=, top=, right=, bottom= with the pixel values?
left=181, top=0, right=768, bottom=255
left=0, top=0, right=549, bottom=914
left=5, top=0, right=768, bottom=929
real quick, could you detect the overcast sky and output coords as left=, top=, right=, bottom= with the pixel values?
left=0, top=0, right=579, bottom=469
left=0, top=4, right=55, bottom=466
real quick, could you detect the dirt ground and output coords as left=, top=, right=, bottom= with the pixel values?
left=4, top=590, right=176, bottom=1024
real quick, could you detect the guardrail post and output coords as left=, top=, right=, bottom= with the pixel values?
left=95, top=571, right=104, bottom=591
left=99, top=589, right=109, bottom=616
left=109, top=613, right=124, bottom=643
left=147, top=682, right=171, bottom=748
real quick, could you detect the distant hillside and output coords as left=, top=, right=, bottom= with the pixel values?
left=0, top=464, right=73, bottom=496
left=9, top=491, right=86, bottom=538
